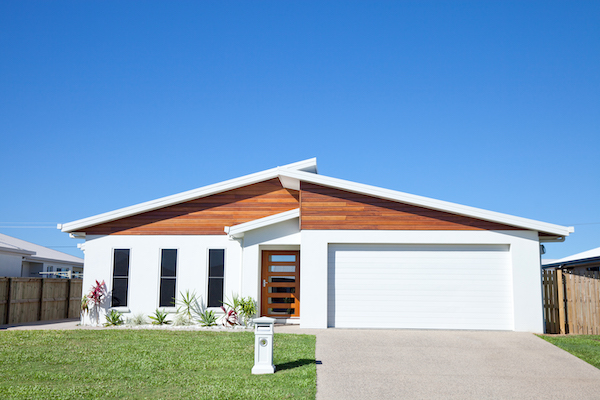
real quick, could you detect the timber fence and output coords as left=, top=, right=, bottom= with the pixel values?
left=543, top=269, right=600, bottom=334
left=0, top=277, right=82, bottom=325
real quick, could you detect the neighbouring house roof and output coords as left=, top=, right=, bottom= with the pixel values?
left=0, top=233, right=84, bottom=266
left=543, top=247, right=600, bottom=269
left=60, top=158, right=573, bottom=238
left=541, top=259, right=558, bottom=266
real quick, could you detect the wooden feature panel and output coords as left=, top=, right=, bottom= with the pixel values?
left=301, top=182, right=521, bottom=231
left=85, top=179, right=299, bottom=235
left=261, top=251, right=300, bottom=318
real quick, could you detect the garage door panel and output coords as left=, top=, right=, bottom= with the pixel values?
left=328, top=244, right=514, bottom=330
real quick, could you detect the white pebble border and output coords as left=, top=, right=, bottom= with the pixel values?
left=106, top=323, right=253, bottom=331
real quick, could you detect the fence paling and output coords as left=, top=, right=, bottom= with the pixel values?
left=545, top=269, right=600, bottom=335
left=0, top=277, right=82, bottom=325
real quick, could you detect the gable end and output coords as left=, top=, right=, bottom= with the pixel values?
left=84, top=179, right=299, bottom=235
left=300, top=183, right=521, bottom=231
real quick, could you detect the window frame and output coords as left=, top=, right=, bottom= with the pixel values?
left=111, top=248, right=131, bottom=309
left=206, top=248, right=226, bottom=309
left=158, top=248, right=178, bottom=308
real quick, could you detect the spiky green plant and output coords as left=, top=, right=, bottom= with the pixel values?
left=175, top=290, right=203, bottom=323
left=80, top=296, right=89, bottom=315
left=199, top=309, right=217, bottom=327
left=149, top=309, right=171, bottom=325
left=103, top=310, right=123, bottom=327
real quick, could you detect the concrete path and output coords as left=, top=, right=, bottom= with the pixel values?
left=276, top=326, right=600, bottom=400
left=0, top=318, right=85, bottom=330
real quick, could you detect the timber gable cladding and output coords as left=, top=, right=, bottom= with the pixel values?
left=84, top=179, right=300, bottom=235
left=300, top=182, right=521, bottom=231
left=81, top=179, right=526, bottom=235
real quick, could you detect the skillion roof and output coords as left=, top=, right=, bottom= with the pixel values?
left=60, top=158, right=573, bottom=239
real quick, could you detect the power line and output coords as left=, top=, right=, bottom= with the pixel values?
left=0, top=226, right=56, bottom=228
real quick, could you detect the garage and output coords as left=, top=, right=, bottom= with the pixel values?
left=327, top=244, right=514, bottom=330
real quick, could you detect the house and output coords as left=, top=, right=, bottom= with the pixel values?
left=0, top=233, right=84, bottom=278
left=59, top=159, right=572, bottom=332
left=543, top=247, right=600, bottom=273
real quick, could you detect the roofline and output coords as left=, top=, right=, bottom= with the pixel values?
left=543, top=256, right=600, bottom=269
left=225, top=209, right=300, bottom=238
left=277, top=169, right=573, bottom=237
left=61, top=158, right=572, bottom=237
left=24, top=256, right=84, bottom=266
left=0, top=246, right=36, bottom=256
left=60, top=158, right=316, bottom=233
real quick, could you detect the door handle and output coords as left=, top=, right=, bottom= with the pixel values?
left=263, top=279, right=267, bottom=287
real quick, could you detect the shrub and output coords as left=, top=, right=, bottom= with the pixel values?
left=126, top=313, right=147, bottom=326
left=175, top=290, right=203, bottom=324
left=198, top=309, right=217, bottom=327
left=149, top=309, right=171, bottom=325
left=222, top=294, right=257, bottom=327
left=104, top=310, right=124, bottom=327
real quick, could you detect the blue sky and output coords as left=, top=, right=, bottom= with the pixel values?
left=1, top=1, right=598, bottom=260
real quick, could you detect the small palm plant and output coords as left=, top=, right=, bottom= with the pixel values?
left=104, top=310, right=124, bottom=327
left=199, top=309, right=217, bottom=327
left=149, top=309, right=171, bottom=325
left=175, top=290, right=203, bottom=324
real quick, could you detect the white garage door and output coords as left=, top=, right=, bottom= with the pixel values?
left=328, top=244, right=514, bottom=330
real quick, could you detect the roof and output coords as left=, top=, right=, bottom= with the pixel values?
left=543, top=247, right=600, bottom=269
left=60, top=158, right=573, bottom=238
left=225, top=209, right=300, bottom=238
left=0, top=233, right=84, bottom=265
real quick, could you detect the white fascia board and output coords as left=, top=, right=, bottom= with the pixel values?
left=0, top=246, right=36, bottom=256
left=226, top=209, right=300, bottom=238
left=25, top=256, right=84, bottom=267
left=279, top=169, right=573, bottom=237
left=279, top=158, right=318, bottom=173
left=61, top=159, right=317, bottom=233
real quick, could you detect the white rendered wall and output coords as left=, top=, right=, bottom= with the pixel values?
left=300, top=230, right=543, bottom=333
left=0, top=252, right=24, bottom=277
left=81, top=235, right=241, bottom=325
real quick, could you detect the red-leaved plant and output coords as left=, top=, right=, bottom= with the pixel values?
left=220, top=305, right=238, bottom=326
left=87, top=280, right=107, bottom=326
left=88, top=280, right=107, bottom=305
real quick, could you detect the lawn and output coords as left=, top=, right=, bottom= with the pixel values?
left=0, top=330, right=316, bottom=400
left=537, top=334, right=600, bottom=370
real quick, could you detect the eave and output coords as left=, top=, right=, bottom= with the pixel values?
left=60, top=158, right=315, bottom=233
left=277, top=169, right=573, bottom=238
left=225, top=209, right=300, bottom=238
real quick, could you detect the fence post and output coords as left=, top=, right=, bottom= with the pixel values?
left=38, top=278, right=45, bottom=321
left=557, top=270, right=566, bottom=334
left=5, top=278, right=13, bottom=325
left=65, top=279, right=72, bottom=319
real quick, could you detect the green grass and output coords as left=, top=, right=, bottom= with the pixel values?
left=537, top=334, right=600, bottom=369
left=0, top=330, right=316, bottom=400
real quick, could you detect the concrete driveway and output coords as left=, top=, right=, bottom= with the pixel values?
left=276, top=326, right=600, bottom=399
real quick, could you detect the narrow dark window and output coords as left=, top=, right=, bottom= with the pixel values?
left=112, top=249, right=130, bottom=307
left=207, top=249, right=225, bottom=307
left=159, top=249, right=177, bottom=307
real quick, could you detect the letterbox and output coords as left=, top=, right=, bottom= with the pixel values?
left=251, top=316, right=275, bottom=374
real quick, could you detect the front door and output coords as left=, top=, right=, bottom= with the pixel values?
left=261, top=250, right=300, bottom=318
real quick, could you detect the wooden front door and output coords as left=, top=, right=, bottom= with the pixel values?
left=261, top=250, right=300, bottom=318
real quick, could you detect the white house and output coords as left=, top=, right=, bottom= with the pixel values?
left=60, top=159, right=572, bottom=332
left=0, top=233, right=84, bottom=278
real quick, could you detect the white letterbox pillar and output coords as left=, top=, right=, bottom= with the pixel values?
left=252, top=316, right=275, bottom=374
